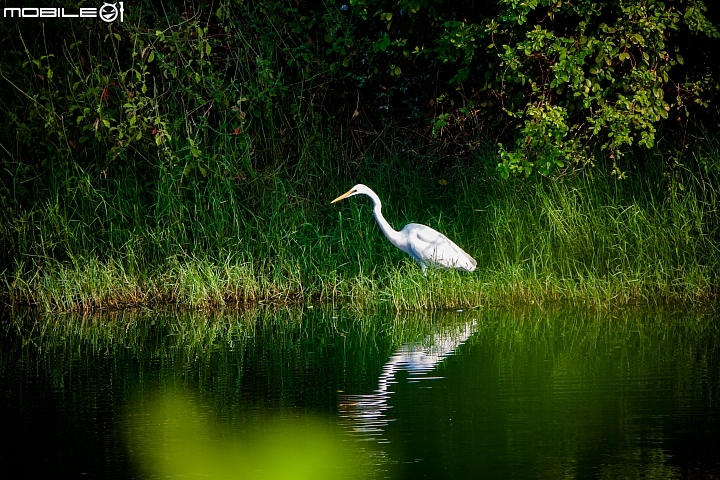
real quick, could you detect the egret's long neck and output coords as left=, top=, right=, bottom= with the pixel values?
left=365, top=190, right=405, bottom=250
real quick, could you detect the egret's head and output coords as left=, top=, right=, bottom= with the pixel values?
left=330, top=184, right=372, bottom=204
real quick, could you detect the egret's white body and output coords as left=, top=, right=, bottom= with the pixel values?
left=331, top=184, right=477, bottom=273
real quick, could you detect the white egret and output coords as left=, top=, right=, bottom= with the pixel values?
left=331, top=184, right=477, bottom=273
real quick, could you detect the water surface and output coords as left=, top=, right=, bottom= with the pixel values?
left=1, top=306, right=718, bottom=478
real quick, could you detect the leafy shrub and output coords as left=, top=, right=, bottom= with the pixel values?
left=345, top=0, right=719, bottom=176
left=0, top=0, right=718, bottom=206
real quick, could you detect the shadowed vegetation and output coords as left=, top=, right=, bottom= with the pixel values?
left=3, top=147, right=719, bottom=311
left=1, top=1, right=719, bottom=311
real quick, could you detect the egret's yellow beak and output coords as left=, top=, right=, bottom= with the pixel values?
left=331, top=188, right=356, bottom=204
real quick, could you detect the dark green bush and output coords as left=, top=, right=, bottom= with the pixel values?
left=1, top=1, right=718, bottom=186
left=343, top=0, right=720, bottom=176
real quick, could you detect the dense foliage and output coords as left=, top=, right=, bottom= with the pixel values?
left=1, top=1, right=719, bottom=182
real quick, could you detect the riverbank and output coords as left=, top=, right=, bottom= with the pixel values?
left=3, top=145, right=718, bottom=312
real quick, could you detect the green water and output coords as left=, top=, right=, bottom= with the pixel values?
left=1, top=307, right=718, bottom=479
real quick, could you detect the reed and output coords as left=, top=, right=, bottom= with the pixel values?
left=3, top=140, right=719, bottom=311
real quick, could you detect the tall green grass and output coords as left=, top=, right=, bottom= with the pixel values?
left=2, top=1, right=718, bottom=312
left=2, top=135, right=719, bottom=311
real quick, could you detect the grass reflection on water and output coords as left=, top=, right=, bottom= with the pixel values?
left=2, top=306, right=718, bottom=479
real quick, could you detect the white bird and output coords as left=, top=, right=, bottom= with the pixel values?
left=331, top=184, right=477, bottom=273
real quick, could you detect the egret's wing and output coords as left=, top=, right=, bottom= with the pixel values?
left=414, top=226, right=450, bottom=245
left=404, top=224, right=477, bottom=271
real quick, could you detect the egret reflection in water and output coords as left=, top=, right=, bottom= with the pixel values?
left=339, top=319, right=478, bottom=443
